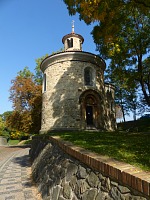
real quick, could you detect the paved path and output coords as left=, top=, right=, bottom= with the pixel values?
left=0, top=146, right=42, bottom=200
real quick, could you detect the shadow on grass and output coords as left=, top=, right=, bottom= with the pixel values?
left=49, top=131, right=150, bottom=171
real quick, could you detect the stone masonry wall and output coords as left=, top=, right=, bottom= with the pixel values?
left=30, top=136, right=149, bottom=200
left=41, top=59, right=104, bottom=132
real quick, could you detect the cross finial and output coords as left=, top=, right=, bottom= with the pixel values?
left=72, top=20, right=75, bottom=33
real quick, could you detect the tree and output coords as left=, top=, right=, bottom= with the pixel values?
left=100, top=11, right=150, bottom=107
left=34, top=52, right=63, bottom=85
left=0, top=111, right=12, bottom=121
left=135, top=56, right=150, bottom=114
left=8, top=66, right=42, bottom=133
left=63, top=0, right=150, bottom=39
left=0, top=116, right=5, bottom=134
left=18, top=66, right=33, bottom=78
left=0, top=113, right=11, bottom=138
left=105, top=61, right=139, bottom=121
left=64, top=1, right=150, bottom=108
left=63, top=0, right=150, bottom=26
left=34, top=54, right=49, bottom=85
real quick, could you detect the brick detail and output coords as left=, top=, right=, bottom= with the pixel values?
left=50, top=136, right=150, bottom=198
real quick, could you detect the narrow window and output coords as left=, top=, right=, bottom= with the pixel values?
left=70, top=38, right=73, bottom=47
left=67, top=38, right=73, bottom=48
left=67, top=39, right=70, bottom=48
left=84, top=67, right=93, bottom=86
left=43, top=73, right=46, bottom=92
left=79, top=39, right=82, bottom=50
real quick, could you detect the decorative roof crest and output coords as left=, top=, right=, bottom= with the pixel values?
left=72, top=20, right=75, bottom=33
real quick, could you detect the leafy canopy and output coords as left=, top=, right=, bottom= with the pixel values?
left=7, top=54, right=47, bottom=134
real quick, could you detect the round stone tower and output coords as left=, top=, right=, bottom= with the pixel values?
left=40, top=24, right=116, bottom=132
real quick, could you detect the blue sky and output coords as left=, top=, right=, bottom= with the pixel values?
left=0, top=0, right=99, bottom=114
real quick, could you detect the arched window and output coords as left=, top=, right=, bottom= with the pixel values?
left=84, top=67, right=94, bottom=86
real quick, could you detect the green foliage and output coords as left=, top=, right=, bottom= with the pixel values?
left=0, top=111, right=12, bottom=121
left=10, top=131, right=21, bottom=140
left=10, top=130, right=29, bottom=140
left=51, top=48, right=64, bottom=55
left=105, top=66, right=139, bottom=121
left=95, top=11, right=150, bottom=108
left=63, top=0, right=150, bottom=34
left=0, top=130, right=10, bottom=139
left=18, top=66, right=33, bottom=78
left=34, top=54, right=49, bottom=85
left=8, top=56, right=43, bottom=134
left=0, top=116, right=10, bottom=139
left=0, top=116, right=5, bottom=134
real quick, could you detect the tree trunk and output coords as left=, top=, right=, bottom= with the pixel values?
left=138, top=55, right=150, bottom=106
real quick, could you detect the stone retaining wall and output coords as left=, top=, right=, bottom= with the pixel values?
left=30, top=136, right=150, bottom=200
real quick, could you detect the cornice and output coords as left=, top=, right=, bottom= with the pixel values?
left=41, top=51, right=106, bottom=72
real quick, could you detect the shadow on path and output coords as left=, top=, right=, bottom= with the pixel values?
left=12, top=154, right=31, bottom=168
left=8, top=144, right=31, bottom=149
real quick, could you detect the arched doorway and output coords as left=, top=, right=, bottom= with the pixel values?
left=85, top=95, right=96, bottom=126
left=79, top=90, right=102, bottom=129
left=86, top=106, right=93, bottom=125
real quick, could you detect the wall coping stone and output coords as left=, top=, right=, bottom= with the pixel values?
left=33, top=135, right=150, bottom=198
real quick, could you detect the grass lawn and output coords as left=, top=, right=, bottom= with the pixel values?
left=49, top=131, right=150, bottom=171
left=8, top=139, right=32, bottom=145
left=8, top=140, right=20, bottom=145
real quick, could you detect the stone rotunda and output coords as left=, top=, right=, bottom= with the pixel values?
left=40, top=23, right=116, bottom=132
